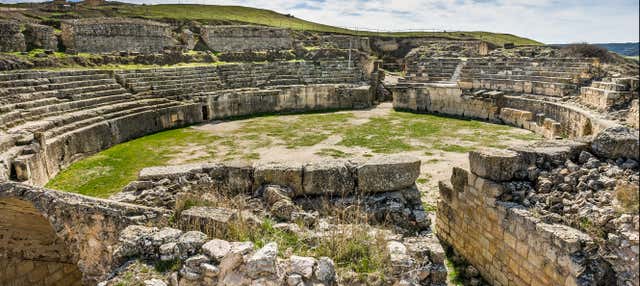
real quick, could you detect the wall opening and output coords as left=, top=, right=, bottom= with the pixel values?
left=0, top=198, right=83, bottom=286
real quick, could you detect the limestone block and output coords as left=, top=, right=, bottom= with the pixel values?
left=356, top=155, right=421, bottom=193
left=246, top=242, right=278, bottom=278
left=450, top=167, right=468, bottom=191
left=302, top=160, right=356, bottom=195
left=202, top=239, right=231, bottom=262
left=179, top=206, right=237, bottom=236
left=592, top=126, right=639, bottom=160
left=469, top=149, right=523, bottom=181
left=254, top=162, right=303, bottom=195
left=288, top=255, right=316, bottom=278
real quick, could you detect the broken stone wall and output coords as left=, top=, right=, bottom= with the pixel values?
left=0, top=20, right=26, bottom=52
left=61, top=18, right=177, bottom=53
left=201, top=25, right=293, bottom=52
left=23, top=23, right=58, bottom=51
left=0, top=198, right=83, bottom=286
left=318, top=35, right=371, bottom=52
left=0, top=182, right=170, bottom=285
left=436, top=147, right=611, bottom=286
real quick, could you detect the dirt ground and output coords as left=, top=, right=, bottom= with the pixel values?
left=189, top=103, right=538, bottom=205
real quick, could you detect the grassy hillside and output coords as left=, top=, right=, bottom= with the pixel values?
left=111, top=4, right=541, bottom=46
left=1, top=2, right=541, bottom=46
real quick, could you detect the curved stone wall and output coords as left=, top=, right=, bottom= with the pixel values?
left=391, top=82, right=618, bottom=139
left=0, top=60, right=373, bottom=186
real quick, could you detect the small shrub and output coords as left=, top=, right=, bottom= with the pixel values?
left=614, top=182, right=639, bottom=214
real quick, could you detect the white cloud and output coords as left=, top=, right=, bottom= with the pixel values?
left=1, top=0, right=637, bottom=43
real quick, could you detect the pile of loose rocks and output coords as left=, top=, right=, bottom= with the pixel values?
left=103, top=225, right=337, bottom=286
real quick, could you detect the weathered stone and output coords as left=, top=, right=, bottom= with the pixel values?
left=201, top=263, right=220, bottom=277
left=152, top=227, right=183, bottom=246
left=469, top=149, right=523, bottom=181
left=302, top=160, right=356, bottom=195
left=356, top=155, right=421, bottom=193
left=61, top=18, right=177, bottom=53
left=177, top=231, right=208, bottom=256
left=262, top=185, right=299, bottom=220
left=202, top=239, right=232, bottom=262
left=144, top=278, right=167, bottom=286
left=286, top=274, right=304, bottom=286
left=314, top=257, right=336, bottom=284
left=246, top=242, right=278, bottom=278
left=288, top=255, right=316, bottom=278
left=159, top=242, right=180, bottom=261
left=254, top=162, right=304, bottom=195
left=592, top=126, right=639, bottom=160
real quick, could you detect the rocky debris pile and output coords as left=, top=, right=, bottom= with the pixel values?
left=105, top=225, right=338, bottom=286
left=502, top=149, right=639, bottom=234
left=104, top=224, right=448, bottom=286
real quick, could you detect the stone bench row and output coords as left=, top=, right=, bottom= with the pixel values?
left=460, top=78, right=578, bottom=97
left=0, top=69, right=111, bottom=82
left=135, top=155, right=420, bottom=197
left=460, top=73, right=575, bottom=84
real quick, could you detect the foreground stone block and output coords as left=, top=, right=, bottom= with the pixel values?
left=356, top=155, right=421, bottom=193
left=302, top=160, right=356, bottom=195
left=469, top=149, right=522, bottom=181
left=254, top=162, right=303, bottom=195
left=592, top=126, right=640, bottom=160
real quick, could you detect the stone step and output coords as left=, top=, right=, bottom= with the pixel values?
left=0, top=78, right=50, bottom=88
left=0, top=69, right=108, bottom=81
left=22, top=93, right=133, bottom=119
left=590, top=81, right=628, bottom=91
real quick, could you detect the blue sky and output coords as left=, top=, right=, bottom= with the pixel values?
left=2, top=0, right=638, bottom=43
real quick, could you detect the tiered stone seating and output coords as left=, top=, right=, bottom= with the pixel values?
left=114, top=60, right=362, bottom=100
left=0, top=70, right=133, bottom=130
left=458, top=57, right=594, bottom=97
left=0, top=70, right=197, bottom=146
left=579, top=77, right=639, bottom=111
left=404, top=58, right=461, bottom=82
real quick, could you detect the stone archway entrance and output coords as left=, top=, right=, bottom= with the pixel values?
left=0, top=198, right=83, bottom=286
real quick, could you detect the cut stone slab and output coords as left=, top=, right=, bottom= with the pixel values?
left=469, top=148, right=522, bottom=181
left=254, top=162, right=303, bottom=195
left=179, top=206, right=236, bottom=236
left=592, top=126, right=639, bottom=160
left=302, top=160, right=356, bottom=196
left=356, top=155, right=421, bottom=193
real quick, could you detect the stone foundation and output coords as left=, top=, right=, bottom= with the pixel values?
left=61, top=18, right=176, bottom=53
left=436, top=139, right=639, bottom=286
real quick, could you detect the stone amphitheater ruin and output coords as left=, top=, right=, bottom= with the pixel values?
left=0, top=7, right=638, bottom=286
